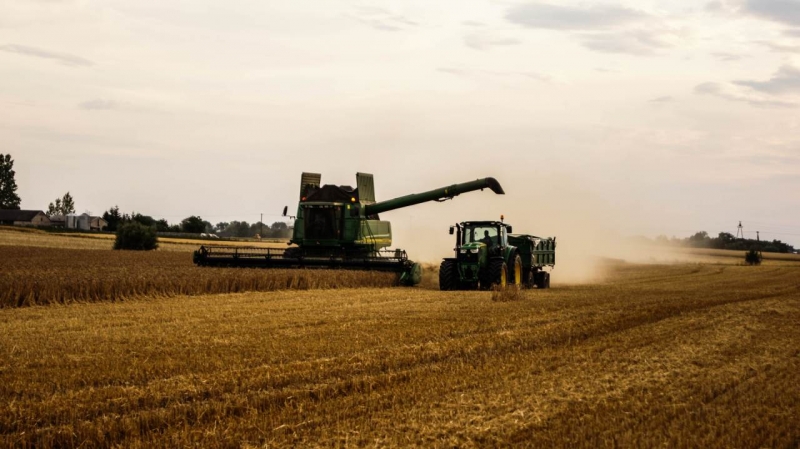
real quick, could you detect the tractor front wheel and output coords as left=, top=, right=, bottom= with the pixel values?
left=488, top=259, right=508, bottom=289
left=439, top=260, right=459, bottom=291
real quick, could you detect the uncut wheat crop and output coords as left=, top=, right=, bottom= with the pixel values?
left=0, top=246, right=398, bottom=307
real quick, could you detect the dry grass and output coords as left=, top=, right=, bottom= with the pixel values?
left=491, top=285, right=523, bottom=302
left=0, top=262, right=797, bottom=447
left=0, top=227, right=287, bottom=252
left=0, top=246, right=398, bottom=307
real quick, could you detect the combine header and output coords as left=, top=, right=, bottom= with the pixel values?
left=194, top=172, right=504, bottom=285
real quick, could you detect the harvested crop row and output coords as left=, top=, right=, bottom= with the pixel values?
left=0, top=246, right=398, bottom=307
left=0, top=264, right=797, bottom=447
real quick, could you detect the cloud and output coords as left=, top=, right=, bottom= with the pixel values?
left=755, top=40, right=800, bottom=53
left=649, top=96, right=673, bottom=103
left=0, top=44, right=93, bottom=67
left=695, top=82, right=796, bottom=107
left=744, top=0, right=800, bottom=27
left=462, top=20, right=485, bottom=27
left=351, top=7, right=417, bottom=32
left=581, top=30, right=671, bottom=55
left=734, top=65, right=800, bottom=94
left=437, top=67, right=550, bottom=82
left=463, top=34, right=521, bottom=50
left=712, top=52, right=744, bottom=61
left=505, top=3, right=648, bottom=30
left=504, top=3, right=672, bottom=56
left=79, top=99, right=120, bottom=111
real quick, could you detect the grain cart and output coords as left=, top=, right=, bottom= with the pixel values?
left=194, top=173, right=505, bottom=285
left=439, top=219, right=556, bottom=290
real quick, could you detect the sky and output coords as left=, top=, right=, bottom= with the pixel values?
left=2, top=0, right=799, bottom=258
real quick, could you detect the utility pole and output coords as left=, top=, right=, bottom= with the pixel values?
left=260, top=213, right=263, bottom=239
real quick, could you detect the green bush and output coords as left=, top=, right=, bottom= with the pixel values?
left=114, top=222, right=159, bottom=251
left=744, top=249, right=762, bottom=266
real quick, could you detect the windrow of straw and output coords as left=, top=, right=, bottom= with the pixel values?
left=0, top=246, right=398, bottom=307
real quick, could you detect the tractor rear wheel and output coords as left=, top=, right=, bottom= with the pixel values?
left=488, top=259, right=508, bottom=289
left=523, top=269, right=535, bottom=289
left=543, top=272, right=551, bottom=288
left=439, top=260, right=458, bottom=291
left=536, top=271, right=551, bottom=289
left=510, top=255, right=523, bottom=287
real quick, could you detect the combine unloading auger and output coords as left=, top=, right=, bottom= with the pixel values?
left=193, top=173, right=504, bottom=285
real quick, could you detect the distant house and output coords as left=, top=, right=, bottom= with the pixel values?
left=0, top=210, right=51, bottom=227
left=49, top=215, right=66, bottom=228
left=64, top=214, right=107, bottom=231
left=90, top=216, right=108, bottom=231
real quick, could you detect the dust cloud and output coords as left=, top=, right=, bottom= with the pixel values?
left=389, top=172, right=676, bottom=286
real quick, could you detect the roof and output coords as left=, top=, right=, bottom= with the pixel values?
left=0, top=210, right=45, bottom=222
left=461, top=221, right=506, bottom=226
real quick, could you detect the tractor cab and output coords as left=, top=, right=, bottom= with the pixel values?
left=450, top=221, right=512, bottom=257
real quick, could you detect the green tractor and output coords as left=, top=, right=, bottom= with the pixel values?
left=439, top=219, right=556, bottom=290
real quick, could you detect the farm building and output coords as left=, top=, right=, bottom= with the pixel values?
left=90, top=216, right=108, bottom=231
left=64, top=214, right=107, bottom=231
left=49, top=215, right=66, bottom=228
left=0, top=210, right=51, bottom=227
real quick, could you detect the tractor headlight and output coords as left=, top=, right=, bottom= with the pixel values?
left=469, top=249, right=479, bottom=254
left=460, top=249, right=467, bottom=254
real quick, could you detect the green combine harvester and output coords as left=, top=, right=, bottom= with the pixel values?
left=193, top=172, right=505, bottom=285
left=439, top=219, right=556, bottom=290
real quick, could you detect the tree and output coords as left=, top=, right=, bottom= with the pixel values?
left=47, top=198, right=62, bottom=216
left=221, top=221, right=250, bottom=237
left=267, top=221, right=290, bottom=238
left=250, top=221, right=266, bottom=237
left=114, top=221, right=159, bottom=251
left=181, top=215, right=206, bottom=233
left=47, top=192, right=76, bottom=216
left=130, top=212, right=155, bottom=228
left=0, top=154, right=21, bottom=209
left=215, top=222, right=229, bottom=233
left=61, top=192, right=75, bottom=215
left=156, top=219, right=171, bottom=232
left=102, top=206, right=123, bottom=232
left=687, top=231, right=710, bottom=247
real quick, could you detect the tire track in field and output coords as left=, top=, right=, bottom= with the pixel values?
left=3, top=266, right=798, bottom=447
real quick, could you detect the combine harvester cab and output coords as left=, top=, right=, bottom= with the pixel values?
left=194, top=172, right=505, bottom=286
left=439, top=219, right=556, bottom=290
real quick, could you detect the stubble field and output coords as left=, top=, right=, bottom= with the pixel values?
left=0, top=229, right=798, bottom=447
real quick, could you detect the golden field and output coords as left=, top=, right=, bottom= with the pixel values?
left=0, top=227, right=287, bottom=252
left=0, top=230, right=798, bottom=447
left=0, top=246, right=397, bottom=308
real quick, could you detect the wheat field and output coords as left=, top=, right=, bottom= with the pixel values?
left=0, top=246, right=398, bottom=307
left=0, top=227, right=287, bottom=252
left=0, top=231, right=798, bottom=447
